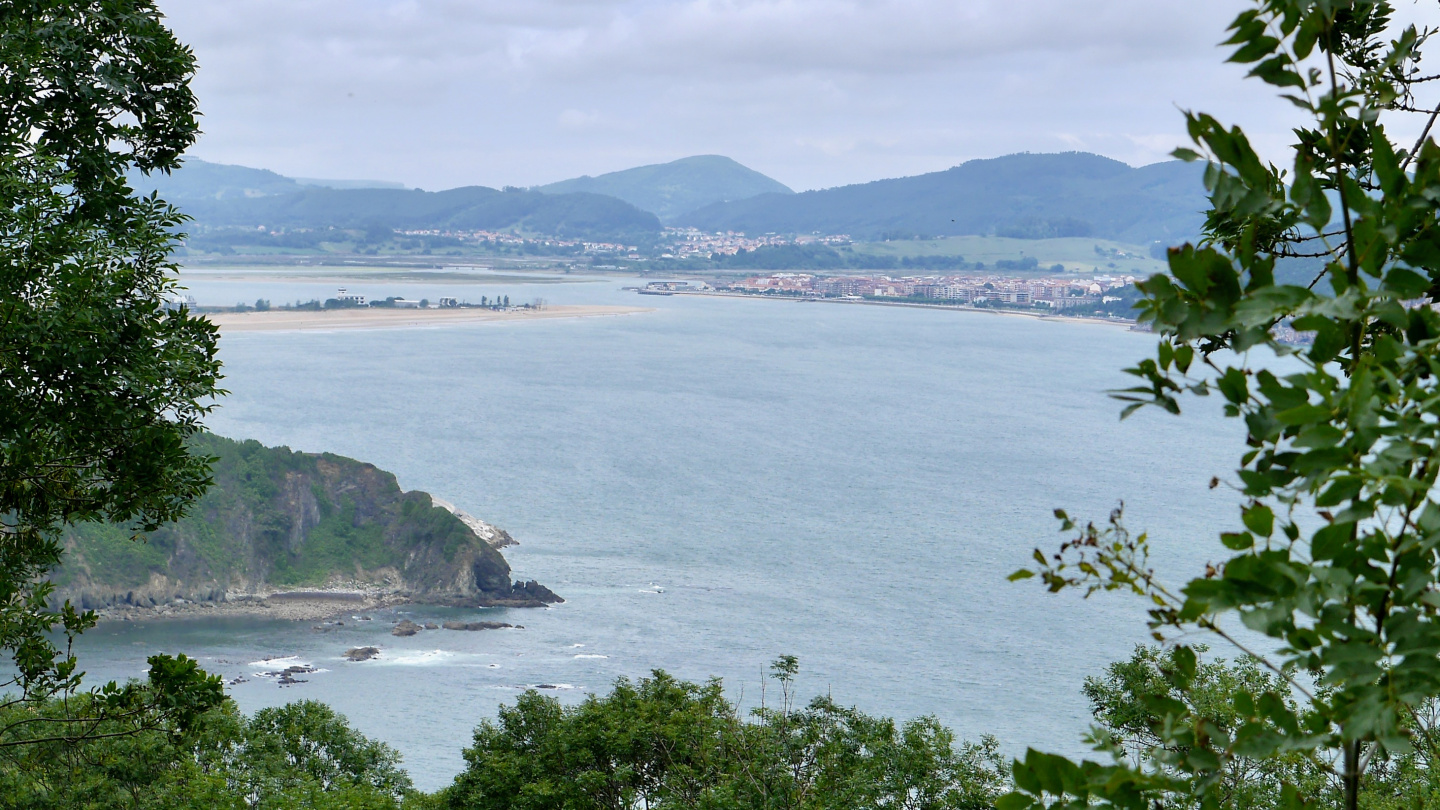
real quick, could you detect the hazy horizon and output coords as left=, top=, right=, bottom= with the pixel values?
left=157, top=0, right=1332, bottom=193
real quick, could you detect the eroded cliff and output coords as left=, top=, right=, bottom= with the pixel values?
left=49, top=434, right=561, bottom=611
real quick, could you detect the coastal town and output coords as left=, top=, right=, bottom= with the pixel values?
left=393, top=225, right=848, bottom=260
left=637, top=271, right=1139, bottom=316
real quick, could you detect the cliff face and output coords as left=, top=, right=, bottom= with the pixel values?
left=50, top=434, right=561, bottom=611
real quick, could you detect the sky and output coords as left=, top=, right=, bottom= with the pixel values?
left=155, top=0, right=1396, bottom=192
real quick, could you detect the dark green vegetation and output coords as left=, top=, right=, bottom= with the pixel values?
left=3, top=694, right=413, bottom=809
left=438, top=660, right=1008, bottom=810
left=28, top=647, right=1440, bottom=809
left=179, top=185, right=661, bottom=242
left=536, top=155, right=794, bottom=222
left=52, top=433, right=556, bottom=609
left=1006, top=3, right=1440, bottom=810
left=0, top=0, right=227, bottom=758
left=678, top=152, right=1206, bottom=244
left=134, top=159, right=655, bottom=242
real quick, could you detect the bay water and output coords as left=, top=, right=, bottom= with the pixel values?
left=75, top=270, right=1246, bottom=790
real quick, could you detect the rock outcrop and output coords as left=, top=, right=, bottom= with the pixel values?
left=49, top=433, right=562, bottom=613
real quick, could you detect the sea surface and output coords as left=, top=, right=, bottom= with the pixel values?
left=75, top=269, right=1250, bottom=790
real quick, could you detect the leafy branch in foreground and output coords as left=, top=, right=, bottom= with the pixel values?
left=1008, top=2, right=1440, bottom=809
left=0, top=0, right=224, bottom=748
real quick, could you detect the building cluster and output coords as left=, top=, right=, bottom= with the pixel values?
left=397, top=228, right=638, bottom=255
left=657, top=227, right=850, bottom=259
left=727, top=273, right=1138, bottom=308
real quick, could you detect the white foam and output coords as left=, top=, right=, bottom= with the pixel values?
left=573, top=654, right=608, bottom=659
left=248, top=655, right=302, bottom=667
left=568, top=643, right=585, bottom=648
left=379, top=649, right=453, bottom=666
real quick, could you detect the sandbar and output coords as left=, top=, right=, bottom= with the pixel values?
left=206, top=304, right=652, bottom=333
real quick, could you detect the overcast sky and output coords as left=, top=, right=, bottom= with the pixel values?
left=157, top=0, right=1368, bottom=192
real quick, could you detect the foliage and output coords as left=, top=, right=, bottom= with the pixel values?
left=59, top=433, right=506, bottom=595
left=1006, top=2, right=1440, bottom=810
left=0, top=694, right=410, bottom=809
left=174, top=184, right=663, bottom=242
left=0, top=0, right=224, bottom=751
left=439, top=661, right=1008, bottom=810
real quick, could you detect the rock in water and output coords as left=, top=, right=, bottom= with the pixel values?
left=441, top=620, right=516, bottom=631
left=392, top=619, right=422, bottom=637
left=344, top=646, right=381, bottom=662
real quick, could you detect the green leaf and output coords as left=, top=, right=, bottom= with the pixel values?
left=1311, top=522, right=1355, bottom=561
left=1242, top=504, right=1275, bottom=537
left=1222, top=531, right=1256, bottom=550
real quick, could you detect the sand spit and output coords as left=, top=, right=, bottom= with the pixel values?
left=206, top=304, right=652, bottom=333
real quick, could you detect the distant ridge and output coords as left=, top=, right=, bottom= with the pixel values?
left=131, top=158, right=407, bottom=201
left=537, top=155, right=793, bottom=222
left=179, top=185, right=661, bottom=240
left=677, top=152, right=1207, bottom=245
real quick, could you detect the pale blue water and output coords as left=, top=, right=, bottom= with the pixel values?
left=75, top=273, right=1245, bottom=790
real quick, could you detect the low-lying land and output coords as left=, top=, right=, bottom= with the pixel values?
left=207, top=303, right=651, bottom=332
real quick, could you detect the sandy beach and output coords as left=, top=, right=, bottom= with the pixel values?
left=206, top=304, right=652, bottom=332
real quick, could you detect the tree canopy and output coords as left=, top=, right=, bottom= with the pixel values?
left=1009, top=2, right=1440, bottom=809
left=0, top=0, right=224, bottom=747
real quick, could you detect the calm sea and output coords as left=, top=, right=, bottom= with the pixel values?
left=74, top=270, right=1245, bottom=790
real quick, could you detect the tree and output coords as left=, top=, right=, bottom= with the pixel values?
left=0, top=696, right=412, bottom=809
left=0, top=0, right=224, bottom=748
left=1006, top=2, right=1440, bottom=809
left=440, top=662, right=1009, bottom=810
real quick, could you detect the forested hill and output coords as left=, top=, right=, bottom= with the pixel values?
left=171, top=185, right=663, bottom=241
left=131, top=157, right=407, bottom=201
left=678, top=152, right=1207, bottom=244
left=50, top=434, right=561, bottom=612
left=536, top=155, right=794, bottom=222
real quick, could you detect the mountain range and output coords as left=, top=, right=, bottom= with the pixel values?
left=679, top=152, right=1205, bottom=244
left=136, top=152, right=1208, bottom=246
left=536, top=155, right=793, bottom=222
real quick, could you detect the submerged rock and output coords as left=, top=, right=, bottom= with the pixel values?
left=441, top=620, right=517, bottom=631
left=344, top=646, right=381, bottom=662
left=392, top=619, right=422, bottom=637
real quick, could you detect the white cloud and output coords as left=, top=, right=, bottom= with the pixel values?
left=155, top=0, right=1325, bottom=191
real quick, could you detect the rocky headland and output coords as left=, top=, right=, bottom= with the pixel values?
left=50, top=434, right=561, bottom=621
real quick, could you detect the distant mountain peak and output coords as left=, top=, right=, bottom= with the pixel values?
left=677, top=151, right=1205, bottom=245
left=537, top=155, right=793, bottom=222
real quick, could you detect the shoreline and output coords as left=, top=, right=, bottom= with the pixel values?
left=99, top=590, right=407, bottom=624
left=94, top=587, right=553, bottom=624
left=663, top=290, right=1137, bottom=329
left=206, top=304, right=652, bottom=333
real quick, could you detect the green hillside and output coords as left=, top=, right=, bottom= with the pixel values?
left=51, top=434, right=560, bottom=610
left=538, top=155, right=793, bottom=221
left=131, top=158, right=308, bottom=201
left=849, top=235, right=1170, bottom=275
left=177, top=185, right=662, bottom=241
left=678, top=152, right=1206, bottom=244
